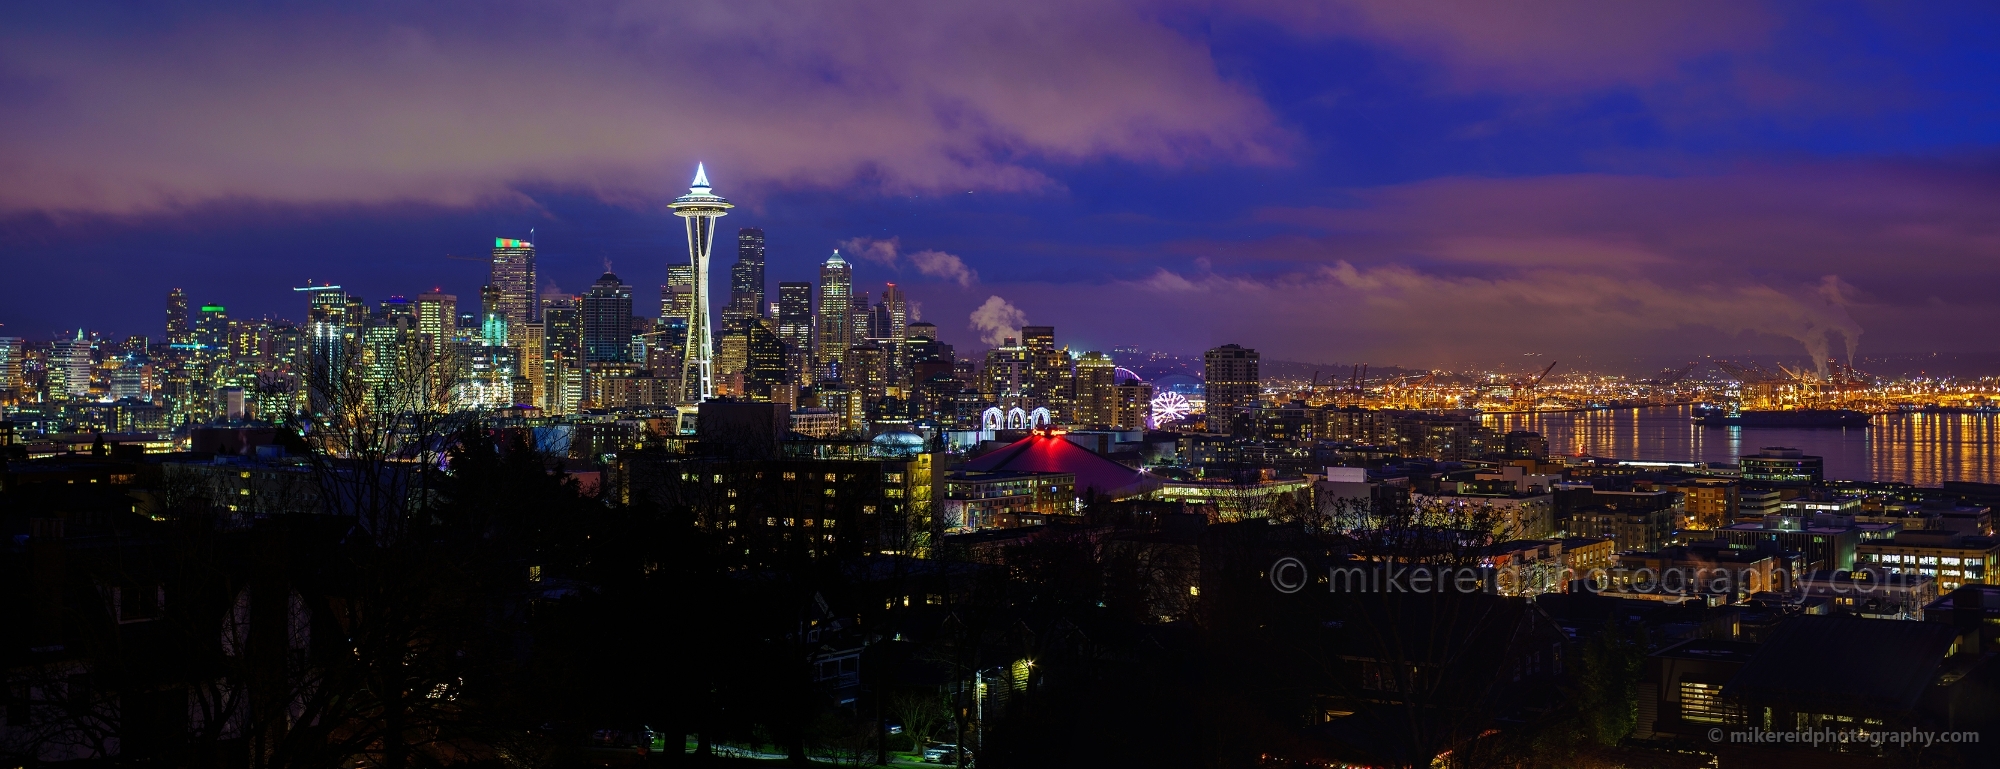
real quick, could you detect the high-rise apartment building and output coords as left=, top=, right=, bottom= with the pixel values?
left=1203, top=343, right=1261, bottom=416
left=816, top=250, right=852, bottom=378
left=727, top=227, right=765, bottom=328
left=1113, top=379, right=1155, bottom=430
left=166, top=289, right=190, bottom=346
left=1073, top=351, right=1117, bottom=426
left=776, top=282, right=814, bottom=381
left=489, top=237, right=537, bottom=327
left=581, top=272, right=634, bottom=363
left=668, top=164, right=731, bottom=402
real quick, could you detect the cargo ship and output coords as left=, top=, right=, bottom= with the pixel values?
left=1693, top=405, right=1871, bottom=428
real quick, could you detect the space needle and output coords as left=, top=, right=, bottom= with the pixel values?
left=669, top=163, right=732, bottom=402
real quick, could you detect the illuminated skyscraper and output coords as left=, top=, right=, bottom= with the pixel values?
left=876, top=283, right=908, bottom=341
left=196, top=304, right=229, bottom=358
left=1203, top=343, right=1261, bottom=416
left=727, top=227, right=766, bottom=328
left=296, top=284, right=350, bottom=406
left=776, top=282, right=813, bottom=381
left=817, top=251, right=852, bottom=378
left=489, top=237, right=537, bottom=327
left=668, top=164, right=732, bottom=402
left=416, top=291, right=457, bottom=356
left=166, top=289, right=190, bottom=346
left=581, top=272, right=634, bottom=363
left=52, top=330, right=92, bottom=400
left=1074, top=351, right=1116, bottom=426
left=0, top=337, right=22, bottom=392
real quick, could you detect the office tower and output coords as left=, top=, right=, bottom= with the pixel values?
left=715, top=329, right=748, bottom=382
left=51, top=330, right=92, bottom=400
left=1203, top=343, right=1261, bottom=416
left=816, top=250, right=852, bottom=378
left=1113, top=379, right=1154, bottom=430
left=668, top=164, right=732, bottom=402
left=727, top=227, right=766, bottom=328
left=490, top=237, right=537, bottom=326
left=196, top=304, right=228, bottom=357
left=379, top=296, right=415, bottom=330
left=581, top=272, right=634, bottom=363
left=226, top=319, right=270, bottom=362
left=166, top=289, right=190, bottom=346
left=850, top=292, right=872, bottom=351
left=848, top=343, right=887, bottom=408
left=0, top=337, right=22, bottom=392
left=662, top=265, right=696, bottom=321
left=296, top=285, right=350, bottom=389
left=1073, top=351, right=1116, bottom=426
left=110, top=357, right=149, bottom=402
left=878, top=283, right=908, bottom=340
left=416, top=292, right=457, bottom=356
left=480, top=284, right=502, bottom=323
left=542, top=293, right=581, bottom=361
left=776, top=282, right=813, bottom=375
left=1021, top=326, right=1054, bottom=351
left=744, top=320, right=789, bottom=403
left=343, top=294, right=368, bottom=338
left=515, top=323, right=544, bottom=407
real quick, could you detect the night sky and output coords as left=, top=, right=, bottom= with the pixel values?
left=5, top=1, right=2000, bottom=373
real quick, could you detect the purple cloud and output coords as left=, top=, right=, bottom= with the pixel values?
left=0, top=1, right=1288, bottom=214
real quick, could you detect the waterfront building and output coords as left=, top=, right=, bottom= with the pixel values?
left=1857, top=530, right=1999, bottom=591
left=1740, top=446, right=1823, bottom=485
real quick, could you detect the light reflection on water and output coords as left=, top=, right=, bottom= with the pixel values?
left=1481, top=405, right=2000, bottom=486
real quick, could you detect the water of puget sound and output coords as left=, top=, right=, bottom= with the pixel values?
left=1481, top=404, right=2000, bottom=487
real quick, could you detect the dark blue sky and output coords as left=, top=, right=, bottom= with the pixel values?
left=5, top=1, right=2000, bottom=373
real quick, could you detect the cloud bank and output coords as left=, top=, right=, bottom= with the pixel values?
left=0, top=1, right=1286, bottom=214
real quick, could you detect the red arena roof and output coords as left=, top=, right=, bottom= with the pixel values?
left=960, top=432, right=1160, bottom=499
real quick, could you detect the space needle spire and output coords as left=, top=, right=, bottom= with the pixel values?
left=669, top=163, right=733, bottom=402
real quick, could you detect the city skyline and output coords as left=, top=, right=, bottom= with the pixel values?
left=5, top=3, right=2000, bottom=372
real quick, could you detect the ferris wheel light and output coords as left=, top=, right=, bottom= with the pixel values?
left=1151, top=391, right=1192, bottom=426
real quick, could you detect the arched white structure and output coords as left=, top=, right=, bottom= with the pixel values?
left=981, top=407, right=1005, bottom=431
left=1028, top=407, right=1052, bottom=428
left=1005, top=407, right=1028, bottom=429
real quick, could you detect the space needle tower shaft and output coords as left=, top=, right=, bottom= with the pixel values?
left=669, top=163, right=732, bottom=402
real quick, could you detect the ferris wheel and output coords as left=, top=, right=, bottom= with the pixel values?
left=1150, top=391, right=1192, bottom=426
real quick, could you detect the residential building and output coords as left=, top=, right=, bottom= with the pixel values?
left=1203, top=343, right=1260, bottom=416
left=1857, top=530, right=1999, bottom=591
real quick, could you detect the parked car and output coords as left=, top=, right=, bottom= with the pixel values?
left=922, top=744, right=973, bottom=765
